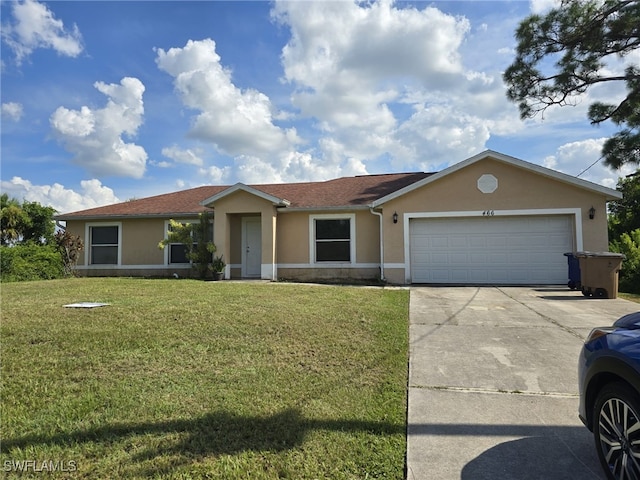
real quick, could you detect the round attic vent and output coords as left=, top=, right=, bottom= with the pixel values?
left=477, top=174, right=498, bottom=194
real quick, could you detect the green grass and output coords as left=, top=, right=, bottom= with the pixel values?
left=620, top=292, right=640, bottom=303
left=0, top=278, right=409, bottom=479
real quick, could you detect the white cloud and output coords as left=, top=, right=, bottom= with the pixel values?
left=154, top=38, right=374, bottom=184
left=542, top=138, right=635, bottom=188
left=198, top=165, right=231, bottom=184
left=0, top=176, right=120, bottom=214
left=1, top=0, right=83, bottom=65
left=529, top=0, right=560, bottom=14
left=50, top=105, right=94, bottom=136
left=274, top=0, right=471, bottom=142
left=1, top=102, right=24, bottom=121
left=161, top=145, right=204, bottom=166
left=272, top=0, right=515, bottom=171
left=155, top=39, right=299, bottom=158
left=394, top=104, right=491, bottom=170
left=50, top=77, right=148, bottom=178
left=274, top=1, right=469, bottom=91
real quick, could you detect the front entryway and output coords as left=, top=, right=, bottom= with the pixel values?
left=242, top=217, right=262, bottom=278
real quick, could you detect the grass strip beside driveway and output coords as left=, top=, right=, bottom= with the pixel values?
left=1, top=278, right=409, bottom=479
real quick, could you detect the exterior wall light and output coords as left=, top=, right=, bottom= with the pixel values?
left=589, top=206, right=596, bottom=219
left=393, top=212, right=398, bottom=224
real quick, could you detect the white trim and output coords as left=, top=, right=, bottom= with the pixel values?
left=276, top=263, right=380, bottom=269
left=383, top=263, right=406, bottom=270
left=76, top=264, right=193, bottom=271
left=309, top=213, right=356, bottom=265
left=85, top=222, right=122, bottom=266
left=261, top=264, right=275, bottom=280
left=371, top=150, right=622, bottom=207
left=402, top=208, right=582, bottom=283
left=201, top=183, right=290, bottom=207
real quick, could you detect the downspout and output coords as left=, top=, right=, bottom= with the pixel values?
left=369, top=207, right=385, bottom=282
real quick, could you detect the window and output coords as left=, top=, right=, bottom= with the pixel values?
left=90, top=225, right=119, bottom=265
left=312, top=216, right=353, bottom=263
left=167, top=220, right=213, bottom=265
left=169, top=243, right=189, bottom=264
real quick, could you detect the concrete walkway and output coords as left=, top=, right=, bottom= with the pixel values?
left=406, top=286, right=639, bottom=480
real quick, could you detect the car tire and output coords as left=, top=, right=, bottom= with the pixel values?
left=593, top=382, right=640, bottom=480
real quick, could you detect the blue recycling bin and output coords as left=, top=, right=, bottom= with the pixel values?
left=564, top=252, right=581, bottom=290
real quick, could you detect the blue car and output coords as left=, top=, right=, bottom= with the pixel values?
left=579, top=311, right=640, bottom=480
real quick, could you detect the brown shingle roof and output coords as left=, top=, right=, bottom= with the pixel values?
left=56, top=172, right=433, bottom=219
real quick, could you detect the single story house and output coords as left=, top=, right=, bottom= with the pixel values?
left=56, top=150, right=622, bottom=285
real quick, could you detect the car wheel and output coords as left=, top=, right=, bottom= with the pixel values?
left=593, top=382, right=640, bottom=480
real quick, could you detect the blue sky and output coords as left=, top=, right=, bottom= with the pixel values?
left=1, top=0, right=636, bottom=214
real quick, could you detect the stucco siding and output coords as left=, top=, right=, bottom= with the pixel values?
left=121, top=219, right=165, bottom=265
left=276, top=212, right=310, bottom=264
left=383, top=158, right=610, bottom=267
left=276, top=210, right=380, bottom=264
left=355, top=211, right=381, bottom=263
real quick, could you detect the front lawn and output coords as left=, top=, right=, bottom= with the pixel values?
left=0, top=279, right=409, bottom=479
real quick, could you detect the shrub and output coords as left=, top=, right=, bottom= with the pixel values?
left=610, top=229, right=640, bottom=294
left=158, top=211, right=216, bottom=279
left=0, top=244, right=65, bottom=282
left=54, top=230, right=84, bottom=276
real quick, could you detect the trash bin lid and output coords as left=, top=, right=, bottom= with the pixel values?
left=574, top=251, right=626, bottom=259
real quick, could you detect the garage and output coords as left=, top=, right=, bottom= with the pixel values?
left=410, top=215, right=574, bottom=284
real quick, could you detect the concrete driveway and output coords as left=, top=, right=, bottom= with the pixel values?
left=406, top=286, right=639, bottom=480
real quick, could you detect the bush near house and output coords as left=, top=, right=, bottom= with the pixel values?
left=0, top=244, right=64, bottom=282
left=611, top=229, right=640, bottom=294
left=0, top=195, right=84, bottom=283
left=608, top=174, right=640, bottom=294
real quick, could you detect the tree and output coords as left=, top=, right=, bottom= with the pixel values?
left=1, top=194, right=29, bottom=246
left=608, top=173, right=640, bottom=240
left=21, top=201, right=56, bottom=244
left=0, top=194, right=57, bottom=245
left=608, top=173, right=640, bottom=293
left=504, top=0, right=640, bottom=169
left=158, top=211, right=216, bottom=279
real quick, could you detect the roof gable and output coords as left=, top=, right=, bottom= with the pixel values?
left=371, top=150, right=622, bottom=207
left=200, top=183, right=291, bottom=207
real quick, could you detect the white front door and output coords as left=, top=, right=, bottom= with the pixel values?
left=242, top=217, right=262, bottom=278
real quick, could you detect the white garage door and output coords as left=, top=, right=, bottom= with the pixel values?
left=410, top=215, right=573, bottom=284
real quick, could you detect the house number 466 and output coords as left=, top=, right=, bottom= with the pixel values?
left=482, top=210, right=495, bottom=216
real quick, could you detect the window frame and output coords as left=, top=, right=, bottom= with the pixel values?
left=309, top=214, right=356, bottom=264
left=85, top=222, right=122, bottom=266
left=163, top=218, right=214, bottom=266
